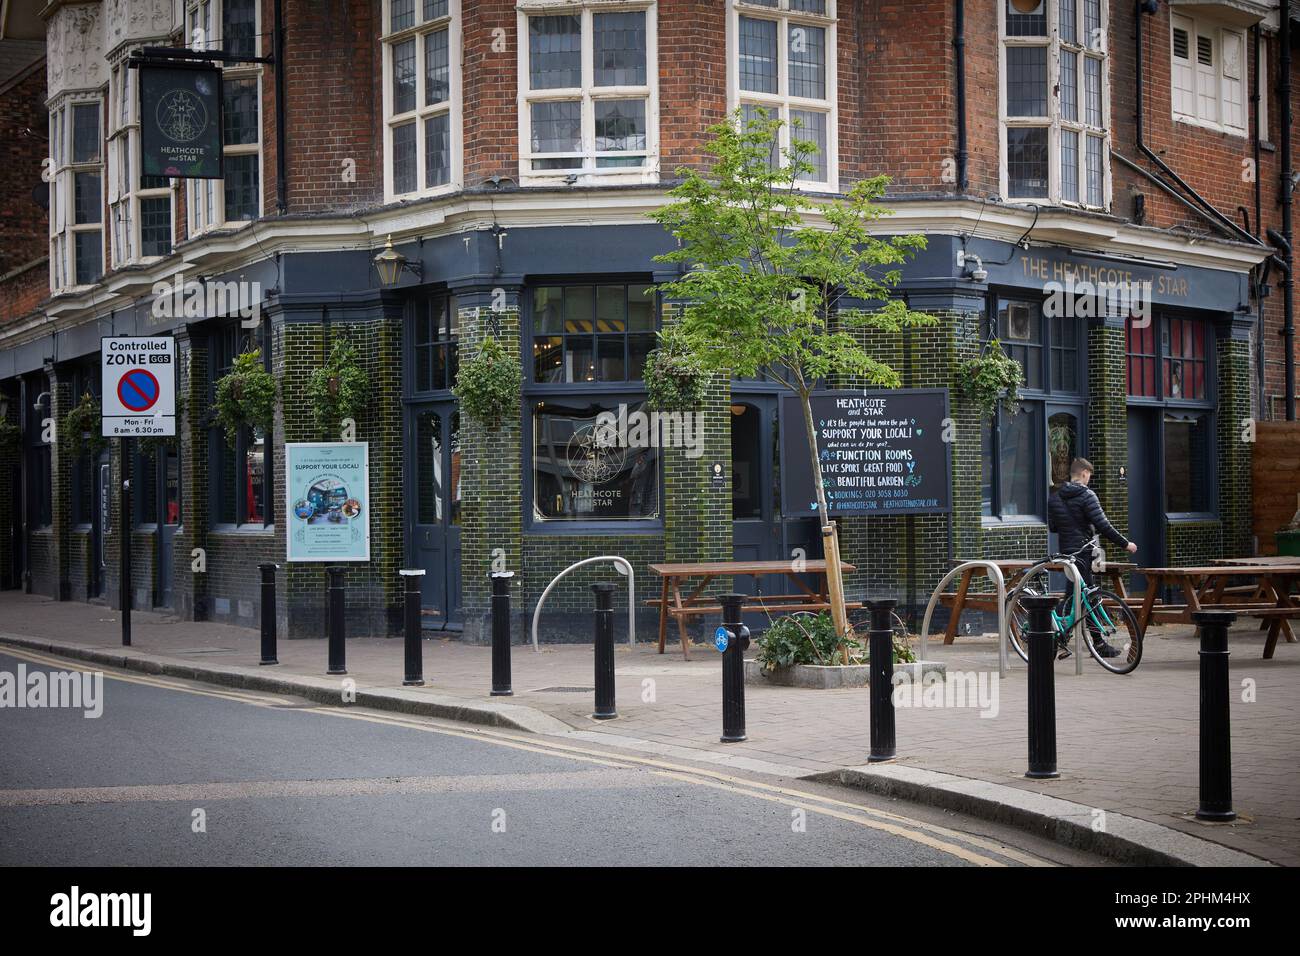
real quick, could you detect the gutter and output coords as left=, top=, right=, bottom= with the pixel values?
left=954, top=0, right=968, bottom=190
left=1281, top=0, right=1296, bottom=419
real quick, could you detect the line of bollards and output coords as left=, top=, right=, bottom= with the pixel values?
left=592, top=583, right=618, bottom=719
left=490, top=571, right=514, bottom=696
left=717, top=593, right=749, bottom=743
left=1194, top=610, right=1236, bottom=821
left=1023, top=594, right=1060, bottom=779
left=326, top=566, right=347, bottom=675
left=259, top=563, right=278, bottom=665
left=400, top=569, right=426, bottom=686
left=866, top=599, right=897, bottom=762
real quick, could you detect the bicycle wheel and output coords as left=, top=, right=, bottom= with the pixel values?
left=1005, top=569, right=1057, bottom=664
left=1081, top=588, right=1142, bottom=674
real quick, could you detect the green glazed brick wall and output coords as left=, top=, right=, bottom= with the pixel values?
left=458, top=298, right=524, bottom=643
left=1217, top=336, right=1253, bottom=558
left=1166, top=519, right=1223, bottom=567
left=173, top=331, right=210, bottom=622
left=0, top=425, right=16, bottom=587
left=1088, top=322, right=1131, bottom=560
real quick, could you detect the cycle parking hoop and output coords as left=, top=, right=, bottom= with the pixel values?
left=1004, top=558, right=1088, bottom=676
left=531, top=556, right=636, bottom=653
left=920, top=561, right=1010, bottom=678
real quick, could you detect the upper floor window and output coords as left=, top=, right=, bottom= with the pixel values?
left=531, top=283, right=657, bottom=384
left=1001, top=0, right=1109, bottom=209
left=518, top=2, right=658, bottom=185
left=729, top=0, right=836, bottom=190
left=186, top=0, right=262, bottom=235
left=108, top=60, right=175, bottom=268
left=383, top=0, right=461, bottom=200
left=49, top=99, right=104, bottom=292
left=1171, top=13, right=1246, bottom=136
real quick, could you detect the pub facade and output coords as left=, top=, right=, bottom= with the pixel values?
left=0, top=0, right=1292, bottom=641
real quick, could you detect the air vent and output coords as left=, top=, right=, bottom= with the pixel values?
left=1172, top=28, right=1189, bottom=60
left=1197, top=35, right=1213, bottom=67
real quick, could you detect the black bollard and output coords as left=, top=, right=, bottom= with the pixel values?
left=866, top=598, right=897, bottom=762
left=592, top=582, right=617, bottom=719
left=259, top=563, right=279, bottom=665
left=490, top=571, right=514, bottom=696
left=718, top=593, right=749, bottom=743
left=1194, top=610, right=1237, bottom=822
left=1024, top=594, right=1060, bottom=779
left=326, top=566, right=347, bottom=676
left=401, top=569, right=426, bottom=686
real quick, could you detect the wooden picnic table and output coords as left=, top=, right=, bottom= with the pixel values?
left=1136, top=565, right=1300, bottom=657
left=940, top=559, right=1135, bottom=645
left=648, top=560, right=858, bottom=660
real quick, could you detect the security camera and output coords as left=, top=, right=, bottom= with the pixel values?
left=33, top=391, right=50, bottom=413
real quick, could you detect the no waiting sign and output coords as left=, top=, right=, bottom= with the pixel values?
left=101, top=337, right=176, bottom=437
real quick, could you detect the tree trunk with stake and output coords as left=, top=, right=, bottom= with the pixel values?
left=797, top=386, right=849, bottom=660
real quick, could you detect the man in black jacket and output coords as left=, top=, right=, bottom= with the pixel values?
left=1048, top=458, right=1138, bottom=656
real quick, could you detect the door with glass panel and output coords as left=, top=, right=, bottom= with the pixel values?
left=409, top=403, right=462, bottom=629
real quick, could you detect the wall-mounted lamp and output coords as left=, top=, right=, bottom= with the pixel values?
left=33, top=391, right=50, bottom=414
left=373, top=234, right=423, bottom=286
left=957, top=250, right=988, bottom=284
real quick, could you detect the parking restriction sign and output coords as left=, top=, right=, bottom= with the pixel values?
left=101, top=337, right=176, bottom=437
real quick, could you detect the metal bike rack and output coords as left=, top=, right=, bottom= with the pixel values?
left=920, top=561, right=1009, bottom=678
left=531, top=556, right=635, bottom=653
left=1005, top=559, right=1086, bottom=676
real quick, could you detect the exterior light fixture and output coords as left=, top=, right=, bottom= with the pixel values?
left=373, top=234, right=423, bottom=286
left=956, top=250, right=988, bottom=284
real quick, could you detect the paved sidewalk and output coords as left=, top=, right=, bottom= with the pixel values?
left=1, top=593, right=1295, bottom=865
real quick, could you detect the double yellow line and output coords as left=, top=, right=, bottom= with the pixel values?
left=1, top=644, right=1052, bottom=867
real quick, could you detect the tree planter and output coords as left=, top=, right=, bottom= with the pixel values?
left=744, top=658, right=946, bottom=689
left=1277, top=529, right=1300, bottom=557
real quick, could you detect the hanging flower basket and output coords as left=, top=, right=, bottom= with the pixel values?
left=453, top=336, right=520, bottom=428
left=61, top=392, right=108, bottom=459
left=643, top=328, right=708, bottom=412
left=955, top=338, right=1024, bottom=417
left=214, top=349, right=276, bottom=446
left=305, top=339, right=372, bottom=439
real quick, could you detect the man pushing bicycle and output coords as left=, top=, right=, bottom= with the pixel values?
left=1047, top=457, right=1138, bottom=658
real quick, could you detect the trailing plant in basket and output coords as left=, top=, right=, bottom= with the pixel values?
left=956, top=338, right=1024, bottom=416
left=214, top=349, right=276, bottom=446
left=453, top=336, right=520, bottom=428
left=61, top=392, right=108, bottom=458
left=305, top=339, right=372, bottom=439
left=643, top=328, right=708, bottom=412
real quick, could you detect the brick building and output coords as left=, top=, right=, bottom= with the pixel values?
left=0, top=0, right=1296, bottom=642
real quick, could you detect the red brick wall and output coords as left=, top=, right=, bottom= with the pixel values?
left=0, top=64, right=49, bottom=282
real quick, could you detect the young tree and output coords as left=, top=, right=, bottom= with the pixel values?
left=650, top=110, right=935, bottom=639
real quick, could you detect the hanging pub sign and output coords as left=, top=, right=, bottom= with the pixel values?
left=285, top=443, right=371, bottom=562
left=781, top=389, right=952, bottom=517
left=138, top=61, right=223, bottom=179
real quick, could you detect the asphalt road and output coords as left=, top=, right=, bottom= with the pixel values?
left=0, top=649, right=1104, bottom=866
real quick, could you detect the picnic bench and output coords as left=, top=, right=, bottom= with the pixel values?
left=939, top=559, right=1135, bottom=645
left=648, top=560, right=859, bottom=659
left=1136, top=565, right=1300, bottom=658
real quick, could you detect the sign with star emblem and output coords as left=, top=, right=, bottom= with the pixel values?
left=138, top=62, right=224, bottom=179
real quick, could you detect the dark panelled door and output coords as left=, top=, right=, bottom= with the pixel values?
left=410, top=404, right=462, bottom=629
left=1126, top=407, right=1161, bottom=593
left=730, top=395, right=822, bottom=626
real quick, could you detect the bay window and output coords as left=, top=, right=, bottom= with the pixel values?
left=1171, top=13, right=1246, bottom=135
left=186, top=0, right=262, bottom=234
left=383, top=0, right=461, bottom=200
left=1001, top=0, right=1109, bottom=209
left=730, top=0, right=836, bottom=190
left=49, top=99, right=105, bottom=291
left=109, top=59, right=175, bottom=267
left=518, top=2, right=657, bottom=184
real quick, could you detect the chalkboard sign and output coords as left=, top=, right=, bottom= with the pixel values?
left=781, top=390, right=952, bottom=517
left=138, top=62, right=224, bottom=180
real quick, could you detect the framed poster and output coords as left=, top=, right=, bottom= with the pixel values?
left=138, top=61, right=224, bottom=179
left=285, top=443, right=371, bottom=562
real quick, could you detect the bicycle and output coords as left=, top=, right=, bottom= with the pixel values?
left=1005, top=536, right=1143, bottom=675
